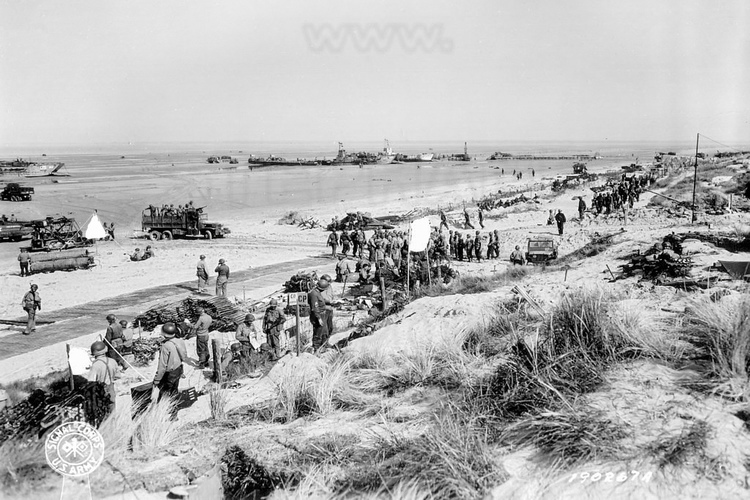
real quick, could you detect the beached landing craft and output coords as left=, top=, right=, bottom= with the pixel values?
left=247, top=155, right=319, bottom=167
left=377, top=140, right=396, bottom=164
left=0, top=159, right=68, bottom=177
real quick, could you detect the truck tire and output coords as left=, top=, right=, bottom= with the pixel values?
left=203, top=230, right=213, bottom=240
left=149, top=231, right=161, bottom=241
left=162, top=230, right=173, bottom=240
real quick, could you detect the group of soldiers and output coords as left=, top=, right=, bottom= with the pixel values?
left=327, top=227, right=409, bottom=266
left=148, top=201, right=200, bottom=218
left=590, top=174, right=652, bottom=216
left=435, top=229, right=503, bottom=262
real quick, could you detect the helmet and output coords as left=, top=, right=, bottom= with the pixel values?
left=245, top=314, right=256, bottom=322
left=219, top=258, right=225, bottom=264
left=161, top=322, right=177, bottom=337
left=200, top=254, right=206, bottom=259
left=320, top=274, right=332, bottom=281
left=91, top=341, right=107, bottom=356
left=106, top=314, right=116, bottom=322
left=269, top=298, right=278, bottom=306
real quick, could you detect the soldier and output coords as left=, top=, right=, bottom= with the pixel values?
left=87, top=341, right=119, bottom=415
left=196, top=254, right=209, bottom=293
left=456, top=232, right=465, bottom=261
left=350, top=229, right=360, bottom=257
left=492, top=229, right=500, bottom=258
left=130, top=248, right=142, bottom=261
left=466, top=233, right=474, bottom=262
left=105, top=314, right=127, bottom=370
left=463, top=208, right=475, bottom=229
left=510, top=245, right=526, bottom=265
left=191, top=306, right=213, bottom=368
left=474, top=231, right=483, bottom=262
left=478, top=207, right=485, bottom=229
left=555, top=209, right=567, bottom=236
left=578, top=197, right=587, bottom=220
left=327, top=230, right=339, bottom=258
left=340, top=230, right=351, bottom=256
left=486, top=232, right=494, bottom=260
left=308, top=276, right=330, bottom=350
left=263, top=299, right=288, bottom=360
left=215, top=258, right=230, bottom=296
left=439, top=210, right=449, bottom=232
left=21, top=284, right=41, bottom=335
left=152, top=323, right=187, bottom=420
left=18, top=248, right=30, bottom=277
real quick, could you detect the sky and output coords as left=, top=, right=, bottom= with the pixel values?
left=1, top=0, right=748, bottom=146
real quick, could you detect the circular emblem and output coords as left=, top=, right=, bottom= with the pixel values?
left=45, top=422, right=105, bottom=477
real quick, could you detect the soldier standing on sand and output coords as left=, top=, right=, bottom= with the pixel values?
left=104, top=314, right=127, bottom=370
left=477, top=207, right=485, bottom=229
left=87, top=341, right=119, bottom=415
left=578, top=197, right=587, bottom=221
left=555, top=209, right=567, bottom=236
left=474, top=231, right=483, bottom=262
left=18, top=248, right=30, bottom=277
left=21, top=284, right=41, bottom=335
left=466, top=233, right=474, bottom=262
left=192, top=306, right=213, bottom=368
left=308, top=276, right=330, bottom=351
left=340, top=230, right=351, bottom=256
left=196, top=254, right=209, bottom=293
left=439, top=210, right=449, bottom=232
left=215, top=259, right=230, bottom=296
left=263, top=299, right=288, bottom=360
left=152, top=323, right=187, bottom=420
left=463, top=208, right=475, bottom=230
left=327, top=230, right=339, bottom=258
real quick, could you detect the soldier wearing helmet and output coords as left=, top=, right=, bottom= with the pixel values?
left=21, top=284, right=41, bottom=335
left=235, top=313, right=262, bottom=376
left=105, top=314, right=127, bottom=369
left=263, top=298, right=288, bottom=360
left=308, top=276, right=330, bottom=350
left=153, top=322, right=187, bottom=419
left=215, top=258, right=230, bottom=296
left=88, top=340, right=119, bottom=414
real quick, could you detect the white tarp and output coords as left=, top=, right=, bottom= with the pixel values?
left=68, top=347, right=92, bottom=375
left=80, top=212, right=108, bottom=240
left=408, top=217, right=431, bottom=253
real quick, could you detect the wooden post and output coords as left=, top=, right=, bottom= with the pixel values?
left=66, top=344, right=75, bottom=390
left=380, top=276, right=387, bottom=312
left=211, top=339, right=222, bottom=384
left=296, top=302, right=301, bottom=356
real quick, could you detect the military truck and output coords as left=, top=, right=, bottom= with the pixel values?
left=1, top=183, right=34, bottom=201
left=142, top=206, right=229, bottom=240
left=0, top=219, right=34, bottom=241
left=525, top=236, right=559, bottom=264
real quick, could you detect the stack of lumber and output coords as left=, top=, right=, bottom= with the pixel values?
left=134, top=296, right=245, bottom=332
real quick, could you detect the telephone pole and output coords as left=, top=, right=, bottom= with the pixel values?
left=691, top=133, right=699, bottom=223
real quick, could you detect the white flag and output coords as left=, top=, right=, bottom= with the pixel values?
left=408, top=217, right=431, bottom=252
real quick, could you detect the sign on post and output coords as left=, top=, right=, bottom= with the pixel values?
left=287, top=292, right=308, bottom=306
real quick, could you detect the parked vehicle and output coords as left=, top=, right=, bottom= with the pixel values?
left=525, top=236, right=558, bottom=264
left=142, top=206, right=229, bottom=240
left=0, top=183, right=34, bottom=201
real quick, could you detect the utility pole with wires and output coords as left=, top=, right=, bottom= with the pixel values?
left=691, top=133, right=700, bottom=223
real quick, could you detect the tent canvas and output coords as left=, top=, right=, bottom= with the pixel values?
left=80, top=212, right=108, bottom=240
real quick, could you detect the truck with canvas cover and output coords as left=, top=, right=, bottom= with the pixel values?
left=525, top=236, right=558, bottom=264
left=1, top=183, right=34, bottom=201
left=142, top=206, right=229, bottom=240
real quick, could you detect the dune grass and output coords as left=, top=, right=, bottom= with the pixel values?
left=681, top=294, right=750, bottom=401
left=501, top=409, right=629, bottom=470
left=333, top=404, right=504, bottom=499
left=131, top=397, right=180, bottom=456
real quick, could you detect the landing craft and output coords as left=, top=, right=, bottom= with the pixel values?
left=0, top=159, right=68, bottom=177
